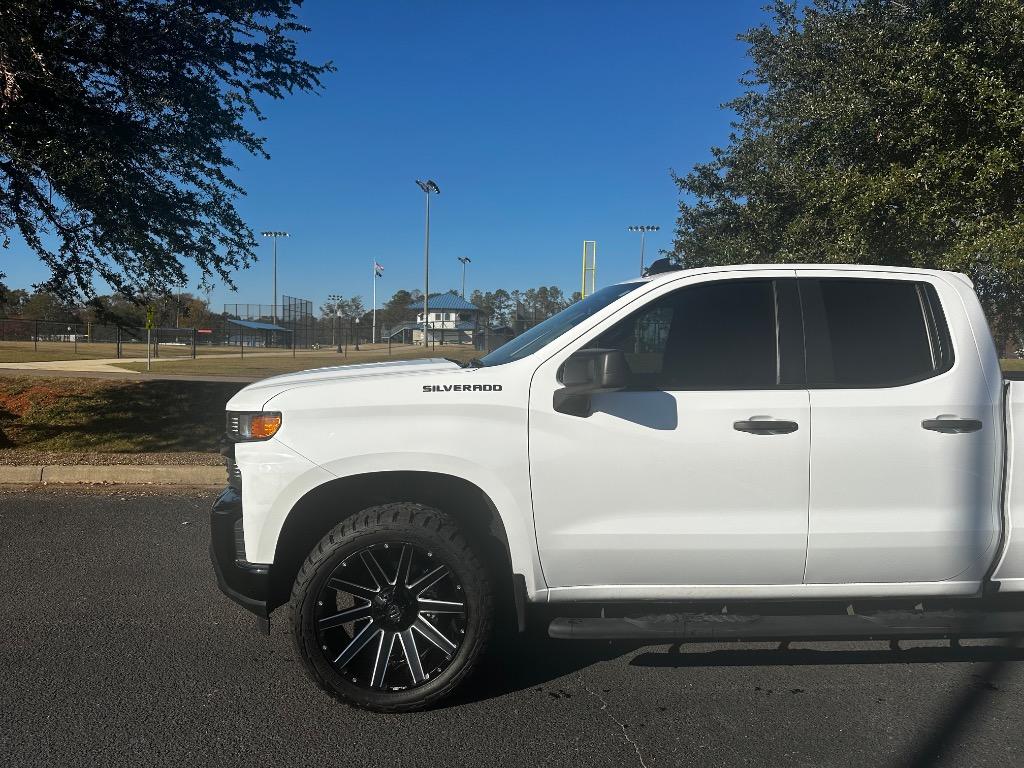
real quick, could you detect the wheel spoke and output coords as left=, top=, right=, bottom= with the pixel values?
left=317, top=541, right=468, bottom=692
left=370, top=631, right=397, bottom=689
left=395, top=544, right=413, bottom=587
left=413, top=616, right=457, bottom=657
left=409, top=565, right=448, bottom=595
left=318, top=603, right=373, bottom=630
left=361, top=550, right=391, bottom=589
left=333, top=620, right=380, bottom=668
left=399, top=628, right=425, bottom=684
left=417, top=598, right=465, bottom=614
left=327, top=577, right=377, bottom=601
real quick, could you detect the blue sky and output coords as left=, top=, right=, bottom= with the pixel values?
left=6, top=1, right=766, bottom=311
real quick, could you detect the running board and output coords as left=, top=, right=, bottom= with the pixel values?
left=548, top=610, right=1024, bottom=642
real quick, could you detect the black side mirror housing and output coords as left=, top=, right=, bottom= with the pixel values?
left=554, top=348, right=629, bottom=416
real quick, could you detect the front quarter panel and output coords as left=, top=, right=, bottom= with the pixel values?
left=260, top=362, right=544, bottom=594
left=235, top=439, right=335, bottom=563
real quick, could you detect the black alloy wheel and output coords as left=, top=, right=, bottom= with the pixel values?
left=291, top=503, right=494, bottom=711
left=316, top=541, right=467, bottom=689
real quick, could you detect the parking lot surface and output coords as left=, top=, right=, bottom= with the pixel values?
left=2, top=486, right=1023, bottom=767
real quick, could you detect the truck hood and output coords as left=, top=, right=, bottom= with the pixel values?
left=226, top=357, right=463, bottom=410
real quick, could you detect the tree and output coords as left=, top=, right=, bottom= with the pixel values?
left=517, top=285, right=571, bottom=321
left=319, top=295, right=365, bottom=320
left=83, top=292, right=147, bottom=327
left=470, top=288, right=513, bottom=326
left=0, top=281, right=29, bottom=315
left=0, top=1, right=333, bottom=301
left=672, top=0, right=1024, bottom=346
left=377, top=289, right=417, bottom=328
left=19, top=290, right=78, bottom=321
left=170, top=292, right=215, bottom=330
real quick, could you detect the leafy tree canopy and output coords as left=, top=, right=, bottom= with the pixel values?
left=319, top=295, right=366, bottom=321
left=672, top=0, right=1024, bottom=342
left=0, top=0, right=332, bottom=302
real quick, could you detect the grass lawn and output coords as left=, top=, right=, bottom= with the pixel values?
left=0, top=342, right=130, bottom=363
left=1004, top=359, right=1024, bottom=372
left=113, top=343, right=480, bottom=377
left=0, top=375, right=243, bottom=454
left=0, top=340, right=233, bottom=363
left=0, top=347, right=478, bottom=454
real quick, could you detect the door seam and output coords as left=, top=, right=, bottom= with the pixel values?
left=801, top=386, right=812, bottom=584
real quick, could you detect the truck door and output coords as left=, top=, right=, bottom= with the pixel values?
left=797, top=271, right=1002, bottom=585
left=529, top=272, right=810, bottom=592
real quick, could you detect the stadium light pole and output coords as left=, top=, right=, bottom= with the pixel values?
left=261, top=231, right=289, bottom=324
left=327, top=293, right=344, bottom=351
left=628, top=225, right=660, bottom=276
left=415, top=180, right=440, bottom=346
left=457, top=256, right=472, bottom=297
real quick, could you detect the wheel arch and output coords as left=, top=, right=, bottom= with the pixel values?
left=268, top=471, right=524, bottom=620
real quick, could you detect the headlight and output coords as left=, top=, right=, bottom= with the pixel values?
left=226, top=411, right=282, bottom=441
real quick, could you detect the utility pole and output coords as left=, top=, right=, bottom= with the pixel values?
left=415, top=180, right=440, bottom=346
left=628, top=225, right=660, bottom=276
left=261, top=231, right=289, bottom=324
left=458, top=256, right=472, bottom=297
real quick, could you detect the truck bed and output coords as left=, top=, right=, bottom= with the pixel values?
left=993, top=380, right=1024, bottom=589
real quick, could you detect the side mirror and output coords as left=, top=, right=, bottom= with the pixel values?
left=554, top=348, right=628, bottom=416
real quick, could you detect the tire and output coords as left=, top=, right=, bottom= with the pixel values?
left=290, top=502, right=494, bottom=712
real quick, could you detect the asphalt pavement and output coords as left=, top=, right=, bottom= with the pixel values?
left=2, top=486, right=1024, bottom=768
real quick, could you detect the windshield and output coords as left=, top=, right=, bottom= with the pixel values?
left=477, top=281, right=645, bottom=367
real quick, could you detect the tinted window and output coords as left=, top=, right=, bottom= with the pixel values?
left=800, top=278, right=953, bottom=388
left=591, top=279, right=783, bottom=390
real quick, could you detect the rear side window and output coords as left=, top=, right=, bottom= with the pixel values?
left=591, top=278, right=798, bottom=390
left=800, top=278, right=954, bottom=388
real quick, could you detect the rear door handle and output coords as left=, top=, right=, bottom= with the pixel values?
left=733, top=419, right=799, bottom=435
left=921, top=416, right=983, bottom=434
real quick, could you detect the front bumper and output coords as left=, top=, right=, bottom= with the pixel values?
left=210, top=486, right=271, bottom=618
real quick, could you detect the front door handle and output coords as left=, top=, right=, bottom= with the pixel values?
left=922, top=416, right=983, bottom=434
left=733, top=418, right=799, bottom=435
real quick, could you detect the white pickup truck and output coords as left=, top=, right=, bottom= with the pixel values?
left=211, top=264, right=1024, bottom=712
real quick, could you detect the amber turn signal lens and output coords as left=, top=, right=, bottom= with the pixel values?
left=248, top=413, right=282, bottom=440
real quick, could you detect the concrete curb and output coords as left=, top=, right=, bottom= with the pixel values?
left=0, top=465, right=224, bottom=485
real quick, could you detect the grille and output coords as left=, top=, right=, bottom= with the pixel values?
left=232, top=518, right=248, bottom=564
left=221, top=428, right=241, bottom=490
left=226, top=459, right=242, bottom=489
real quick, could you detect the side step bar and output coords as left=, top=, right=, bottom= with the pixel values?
left=549, top=610, right=1024, bottom=642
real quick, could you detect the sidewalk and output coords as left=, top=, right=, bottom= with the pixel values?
left=0, top=356, right=153, bottom=374
left=0, top=352, right=272, bottom=382
left=0, top=464, right=224, bottom=485
left=0, top=366, right=256, bottom=383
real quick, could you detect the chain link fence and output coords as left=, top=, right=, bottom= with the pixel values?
left=0, top=318, right=199, bottom=359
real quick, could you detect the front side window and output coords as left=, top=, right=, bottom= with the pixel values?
left=590, top=278, right=790, bottom=390
left=800, top=278, right=954, bottom=388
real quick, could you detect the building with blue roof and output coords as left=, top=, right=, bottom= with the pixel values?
left=396, top=292, right=482, bottom=344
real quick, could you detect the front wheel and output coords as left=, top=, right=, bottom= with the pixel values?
left=290, top=502, right=494, bottom=712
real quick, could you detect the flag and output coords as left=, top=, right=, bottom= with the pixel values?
left=374, top=261, right=384, bottom=278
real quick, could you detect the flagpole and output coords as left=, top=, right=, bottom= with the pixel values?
left=372, top=259, right=377, bottom=344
